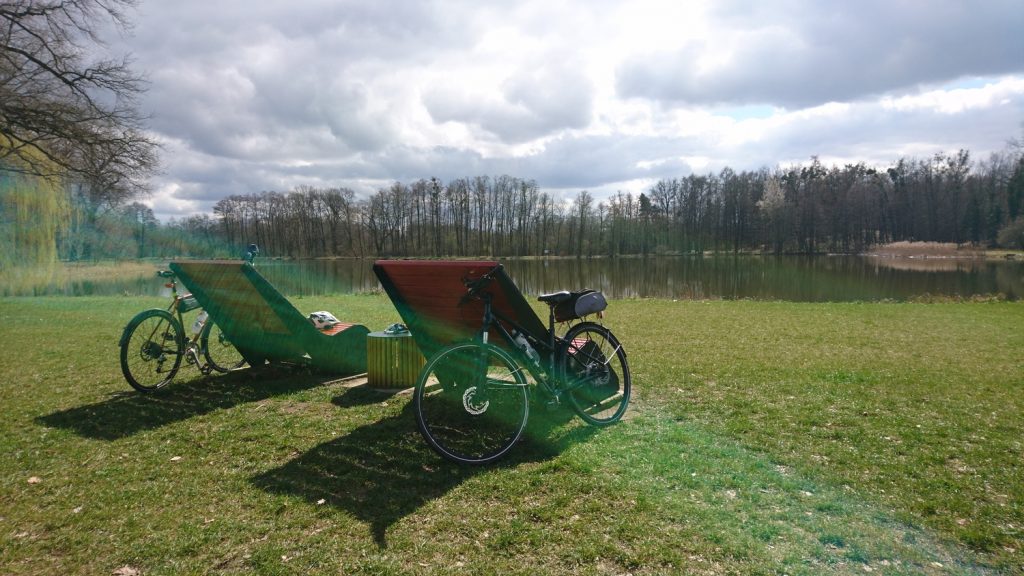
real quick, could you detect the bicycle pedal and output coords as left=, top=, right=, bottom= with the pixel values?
left=544, top=398, right=561, bottom=411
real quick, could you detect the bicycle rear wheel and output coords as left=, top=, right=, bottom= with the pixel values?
left=119, top=309, right=183, bottom=392
left=201, top=320, right=246, bottom=372
left=414, top=342, right=529, bottom=465
left=559, top=322, right=631, bottom=426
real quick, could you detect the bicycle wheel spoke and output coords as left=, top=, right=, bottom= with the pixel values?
left=202, top=321, right=246, bottom=373
left=559, top=323, right=631, bottom=426
left=415, top=343, right=529, bottom=464
left=120, top=310, right=183, bottom=392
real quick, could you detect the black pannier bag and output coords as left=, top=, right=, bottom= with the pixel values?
left=554, top=289, right=607, bottom=322
left=568, top=339, right=619, bottom=404
left=178, top=294, right=201, bottom=313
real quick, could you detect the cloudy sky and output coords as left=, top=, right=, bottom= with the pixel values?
left=112, top=0, right=1024, bottom=222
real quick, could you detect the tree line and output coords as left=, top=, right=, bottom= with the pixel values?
left=1, top=0, right=158, bottom=271
left=5, top=2, right=1024, bottom=267
left=81, top=144, right=1024, bottom=261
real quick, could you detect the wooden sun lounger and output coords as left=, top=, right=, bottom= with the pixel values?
left=372, top=260, right=548, bottom=362
left=169, top=260, right=369, bottom=374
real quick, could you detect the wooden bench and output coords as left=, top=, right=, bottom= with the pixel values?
left=372, top=260, right=549, bottom=363
left=169, top=260, right=368, bottom=375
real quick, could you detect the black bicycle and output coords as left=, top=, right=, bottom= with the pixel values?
left=118, top=269, right=245, bottom=392
left=414, top=265, right=631, bottom=464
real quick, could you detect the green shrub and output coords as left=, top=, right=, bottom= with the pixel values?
left=996, top=216, right=1024, bottom=249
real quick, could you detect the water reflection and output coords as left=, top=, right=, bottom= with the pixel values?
left=501, top=257, right=1023, bottom=302
left=35, top=256, right=1024, bottom=301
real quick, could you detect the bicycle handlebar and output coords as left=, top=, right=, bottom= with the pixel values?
left=459, top=264, right=503, bottom=305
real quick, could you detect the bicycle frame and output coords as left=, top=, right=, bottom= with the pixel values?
left=122, top=256, right=256, bottom=393
left=471, top=289, right=578, bottom=404
left=408, top=261, right=631, bottom=464
left=161, top=273, right=213, bottom=373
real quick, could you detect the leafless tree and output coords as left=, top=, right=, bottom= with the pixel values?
left=0, top=0, right=158, bottom=195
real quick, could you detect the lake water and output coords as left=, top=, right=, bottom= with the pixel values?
left=46, top=256, right=1024, bottom=302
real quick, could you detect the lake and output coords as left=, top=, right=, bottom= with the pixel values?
left=44, top=256, right=1024, bottom=302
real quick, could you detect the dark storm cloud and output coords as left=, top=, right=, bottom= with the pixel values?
left=616, top=0, right=1024, bottom=108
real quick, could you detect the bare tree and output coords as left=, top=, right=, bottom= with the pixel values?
left=0, top=0, right=157, bottom=194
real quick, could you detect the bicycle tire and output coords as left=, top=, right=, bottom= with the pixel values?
left=558, top=322, right=631, bottom=426
left=414, top=342, right=529, bottom=465
left=200, top=320, right=246, bottom=373
left=119, top=309, right=184, bottom=392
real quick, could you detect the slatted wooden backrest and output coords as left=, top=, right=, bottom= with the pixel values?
left=373, top=260, right=547, bottom=361
left=170, top=261, right=309, bottom=365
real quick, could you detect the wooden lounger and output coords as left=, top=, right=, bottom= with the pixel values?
left=169, top=260, right=369, bottom=374
left=372, top=260, right=548, bottom=362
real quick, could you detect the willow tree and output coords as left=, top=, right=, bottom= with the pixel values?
left=1, top=0, right=158, bottom=267
left=0, top=162, right=68, bottom=285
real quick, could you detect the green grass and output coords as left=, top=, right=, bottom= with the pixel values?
left=1, top=295, right=1021, bottom=575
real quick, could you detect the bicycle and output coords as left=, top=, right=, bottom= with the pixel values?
left=119, top=269, right=246, bottom=392
left=413, top=264, right=631, bottom=465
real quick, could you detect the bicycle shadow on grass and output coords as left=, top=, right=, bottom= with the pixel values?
left=36, top=367, right=346, bottom=441
left=251, top=392, right=599, bottom=548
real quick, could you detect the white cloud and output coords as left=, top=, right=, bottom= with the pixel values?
left=616, top=0, right=1024, bottom=107
left=109, top=0, right=1024, bottom=222
left=881, top=77, right=1024, bottom=114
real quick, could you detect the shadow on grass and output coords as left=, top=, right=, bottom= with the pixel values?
left=36, top=367, right=342, bottom=440
left=251, top=396, right=597, bottom=548
left=331, top=384, right=407, bottom=409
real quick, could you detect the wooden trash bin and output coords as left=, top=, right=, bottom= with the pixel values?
left=366, top=331, right=425, bottom=389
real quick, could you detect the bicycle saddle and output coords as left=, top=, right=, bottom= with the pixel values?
left=537, top=291, right=572, bottom=304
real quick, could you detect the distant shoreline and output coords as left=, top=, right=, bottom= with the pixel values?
left=53, top=244, right=1024, bottom=265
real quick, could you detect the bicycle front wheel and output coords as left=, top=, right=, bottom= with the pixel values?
left=119, top=309, right=184, bottom=392
left=414, top=342, right=529, bottom=465
left=559, top=322, right=631, bottom=426
left=201, top=320, right=246, bottom=372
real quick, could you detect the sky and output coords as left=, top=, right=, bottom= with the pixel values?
left=110, top=0, right=1024, bottom=223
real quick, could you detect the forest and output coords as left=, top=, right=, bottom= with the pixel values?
left=3, top=2, right=1024, bottom=266
left=26, top=145, right=1024, bottom=261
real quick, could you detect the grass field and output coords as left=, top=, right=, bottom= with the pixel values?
left=1, top=295, right=1021, bottom=575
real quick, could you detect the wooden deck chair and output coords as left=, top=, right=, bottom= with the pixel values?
left=169, top=260, right=369, bottom=375
left=372, top=260, right=548, bottom=362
